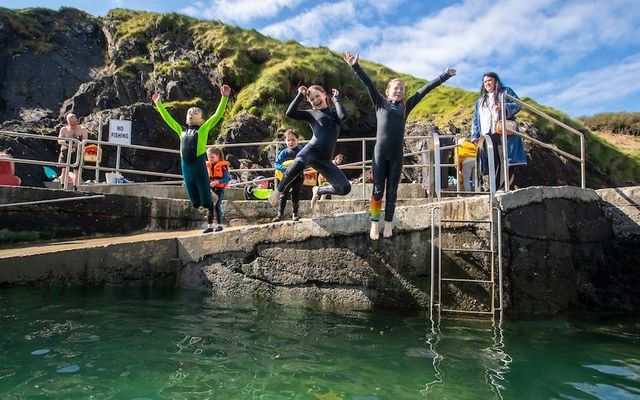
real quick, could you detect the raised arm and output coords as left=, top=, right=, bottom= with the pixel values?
left=200, top=85, right=231, bottom=134
left=345, top=51, right=383, bottom=107
left=152, top=94, right=183, bottom=136
left=331, top=88, right=348, bottom=122
left=285, top=87, right=313, bottom=122
left=406, top=67, right=456, bottom=114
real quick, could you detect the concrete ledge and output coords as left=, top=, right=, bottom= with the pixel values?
left=496, top=186, right=600, bottom=211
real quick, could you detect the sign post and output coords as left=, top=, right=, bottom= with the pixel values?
left=109, top=119, right=132, bottom=175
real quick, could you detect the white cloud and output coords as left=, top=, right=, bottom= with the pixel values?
left=261, top=1, right=357, bottom=46
left=542, top=54, right=640, bottom=115
left=327, top=23, right=380, bottom=52
left=182, top=0, right=304, bottom=24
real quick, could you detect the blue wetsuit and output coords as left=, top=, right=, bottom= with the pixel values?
left=278, top=93, right=351, bottom=197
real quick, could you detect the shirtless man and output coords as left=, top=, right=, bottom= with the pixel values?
left=58, top=113, right=88, bottom=187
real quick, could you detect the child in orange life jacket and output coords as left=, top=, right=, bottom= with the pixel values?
left=273, top=129, right=304, bottom=222
left=205, top=146, right=230, bottom=233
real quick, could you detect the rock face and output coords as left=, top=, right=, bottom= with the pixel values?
left=0, top=9, right=106, bottom=122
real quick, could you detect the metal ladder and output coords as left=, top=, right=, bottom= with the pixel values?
left=429, top=133, right=504, bottom=317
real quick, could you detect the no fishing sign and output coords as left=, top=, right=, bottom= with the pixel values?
left=108, top=119, right=132, bottom=145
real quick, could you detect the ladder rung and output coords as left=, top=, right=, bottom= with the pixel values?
left=441, top=278, right=493, bottom=284
left=441, top=247, right=493, bottom=253
left=440, top=219, right=492, bottom=224
left=440, top=308, right=494, bottom=315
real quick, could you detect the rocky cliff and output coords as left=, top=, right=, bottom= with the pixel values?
left=0, top=7, right=637, bottom=188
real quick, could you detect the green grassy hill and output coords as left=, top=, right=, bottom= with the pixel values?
left=2, top=7, right=639, bottom=186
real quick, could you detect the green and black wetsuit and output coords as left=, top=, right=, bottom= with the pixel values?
left=155, top=97, right=228, bottom=215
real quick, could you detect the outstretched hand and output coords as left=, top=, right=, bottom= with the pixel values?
left=220, top=84, right=231, bottom=96
left=298, top=86, right=308, bottom=96
left=331, top=88, right=340, bottom=98
left=151, top=93, right=161, bottom=103
left=343, top=51, right=359, bottom=66
left=444, top=67, right=457, bottom=77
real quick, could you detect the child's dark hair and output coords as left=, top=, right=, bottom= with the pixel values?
left=283, top=129, right=299, bottom=139
left=206, top=146, right=224, bottom=161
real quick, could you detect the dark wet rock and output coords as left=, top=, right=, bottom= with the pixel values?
left=217, top=111, right=272, bottom=167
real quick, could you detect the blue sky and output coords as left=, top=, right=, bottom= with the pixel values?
left=6, top=0, right=640, bottom=117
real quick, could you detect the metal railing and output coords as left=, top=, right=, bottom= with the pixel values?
left=0, top=130, right=81, bottom=190
left=77, top=139, right=183, bottom=185
left=499, top=92, right=586, bottom=191
left=76, top=136, right=433, bottom=199
left=431, top=132, right=497, bottom=199
left=3, top=129, right=437, bottom=198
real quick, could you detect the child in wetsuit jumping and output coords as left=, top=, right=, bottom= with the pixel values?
left=273, top=129, right=304, bottom=222
left=152, top=84, right=231, bottom=234
left=206, top=146, right=230, bottom=232
left=344, top=51, right=456, bottom=240
left=268, top=85, right=351, bottom=208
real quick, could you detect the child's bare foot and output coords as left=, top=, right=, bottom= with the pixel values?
left=369, top=221, right=380, bottom=240
left=383, top=221, right=393, bottom=238
left=310, top=186, right=320, bottom=209
left=268, top=189, right=281, bottom=206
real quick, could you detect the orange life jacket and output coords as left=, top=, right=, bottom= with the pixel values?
left=206, top=160, right=229, bottom=188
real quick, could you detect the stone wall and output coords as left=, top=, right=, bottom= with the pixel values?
left=497, top=186, right=640, bottom=315
left=1, top=186, right=638, bottom=315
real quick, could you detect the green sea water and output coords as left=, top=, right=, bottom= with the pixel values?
left=0, top=287, right=638, bottom=399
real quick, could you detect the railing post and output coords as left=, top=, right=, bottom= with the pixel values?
left=580, top=136, right=586, bottom=189
left=62, top=138, right=73, bottom=190
left=78, top=140, right=85, bottom=188
left=432, top=131, right=441, bottom=200
left=273, top=141, right=278, bottom=186
left=96, top=115, right=102, bottom=183
left=116, top=145, right=122, bottom=175
left=361, top=138, right=366, bottom=199
left=500, top=92, right=509, bottom=192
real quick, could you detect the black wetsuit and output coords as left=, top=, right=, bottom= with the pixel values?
left=278, top=92, right=351, bottom=197
left=352, top=63, right=450, bottom=221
